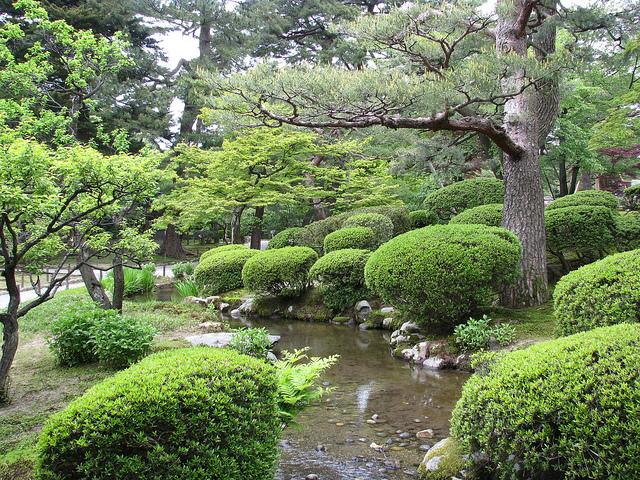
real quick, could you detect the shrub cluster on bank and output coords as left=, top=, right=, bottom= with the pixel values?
left=195, top=246, right=259, bottom=294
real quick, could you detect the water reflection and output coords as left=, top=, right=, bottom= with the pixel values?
left=226, top=317, right=469, bottom=480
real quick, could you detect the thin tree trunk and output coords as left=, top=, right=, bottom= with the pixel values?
left=79, top=246, right=112, bottom=310
left=230, top=206, right=245, bottom=244
left=558, top=158, right=568, bottom=197
left=158, top=224, right=187, bottom=259
left=250, top=206, right=265, bottom=249
left=305, top=155, right=328, bottom=220
left=0, top=265, right=19, bottom=403
left=569, top=166, right=579, bottom=194
left=497, top=0, right=549, bottom=307
left=111, top=255, right=125, bottom=313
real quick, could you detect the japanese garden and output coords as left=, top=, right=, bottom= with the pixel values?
left=1, top=0, right=639, bottom=479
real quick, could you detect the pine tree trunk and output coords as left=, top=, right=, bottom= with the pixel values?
left=305, top=156, right=328, bottom=220
left=0, top=265, right=19, bottom=404
left=230, top=207, right=245, bottom=244
left=250, top=206, right=265, bottom=249
left=158, top=224, right=187, bottom=259
left=111, top=256, right=125, bottom=313
left=497, top=0, right=549, bottom=307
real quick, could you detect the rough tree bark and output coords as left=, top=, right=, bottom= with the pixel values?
left=158, top=224, right=188, bottom=259
left=250, top=206, right=265, bottom=249
left=111, top=254, right=125, bottom=313
left=0, top=265, right=19, bottom=403
left=78, top=245, right=112, bottom=310
left=497, top=0, right=549, bottom=307
left=230, top=206, right=245, bottom=244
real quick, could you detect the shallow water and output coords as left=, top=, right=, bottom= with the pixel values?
left=227, top=317, right=469, bottom=480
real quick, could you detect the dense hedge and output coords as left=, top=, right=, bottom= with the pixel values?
left=200, top=244, right=247, bottom=262
left=293, top=216, right=344, bottom=253
left=242, top=246, right=318, bottom=297
left=553, top=249, right=640, bottom=336
left=37, top=348, right=281, bottom=480
left=449, top=203, right=503, bottom=227
left=345, top=205, right=411, bottom=236
left=624, top=184, right=640, bottom=211
left=343, top=213, right=393, bottom=247
left=546, top=189, right=619, bottom=211
left=267, top=227, right=303, bottom=249
left=364, top=224, right=520, bottom=325
left=194, top=248, right=260, bottom=294
left=409, top=209, right=438, bottom=229
left=545, top=205, right=616, bottom=267
left=451, top=324, right=640, bottom=480
left=615, top=212, right=640, bottom=252
left=323, top=227, right=376, bottom=253
left=309, top=249, right=371, bottom=311
left=423, top=178, right=505, bottom=221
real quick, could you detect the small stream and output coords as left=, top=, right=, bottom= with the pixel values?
left=226, top=316, right=469, bottom=480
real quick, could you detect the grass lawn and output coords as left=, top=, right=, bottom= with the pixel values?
left=0, top=289, right=210, bottom=479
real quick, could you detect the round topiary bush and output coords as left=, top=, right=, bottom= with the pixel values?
left=553, top=249, right=640, bottom=336
left=364, top=224, right=520, bottom=326
left=242, top=246, right=318, bottom=297
left=614, top=212, right=640, bottom=252
left=449, top=203, right=503, bottom=227
left=342, top=213, right=393, bottom=247
left=267, top=227, right=303, bottom=249
left=309, top=249, right=371, bottom=311
left=36, top=347, right=281, bottom=480
left=200, top=243, right=247, bottom=262
left=293, top=216, right=344, bottom=253
left=546, top=189, right=619, bottom=211
left=323, top=227, right=376, bottom=253
left=194, top=248, right=260, bottom=294
left=422, top=178, right=505, bottom=222
left=545, top=205, right=616, bottom=268
left=451, top=323, right=640, bottom=480
left=409, top=209, right=438, bottom=229
left=345, top=205, right=411, bottom=235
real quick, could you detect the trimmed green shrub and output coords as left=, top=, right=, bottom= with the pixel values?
left=623, top=184, right=640, bottom=211
left=171, top=261, right=194, bottom=280
left=91, top=313, right=155, bottom=368
left=451, top=323, right=640, bottom=480
left=450, top=203, right=503, bottom=227
left=309, top=249, right=371, bottom=311
left=36, top=348, right=282, bottom=480
left=194, top=248, right=260, bottom=295
left=228, top=327, right=272, bottom=359
left=545, top=205, right=616, bottom=268
left=365, top=224, right=520, bottom=326
left=345, top=205, right=411, bottom=236
left=546, top=189, right=619, bottom=211
left=553, top=249, right=640, bottom=336
left=199, top=244, right=247, bottom=262
left=423, top=178, right=504, bottom=221
left=342, top=213, right=393, bottom=247
left=267, top=227, right=303, bottom=249
left=409, top=209, right=438, bottom=229
left=293, top=216, right=344, bottom=253
left=48, top=302, right=102, bottom=367
left=323, top=227, right=376, bottom=253
left=614, top=212, right=640, bottom=252
left=242, top=246, right=318, bottom=297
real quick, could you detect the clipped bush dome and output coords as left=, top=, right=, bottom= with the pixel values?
left=546, top=189, right=618, bottom=211
left=449, top=203, right=503, bottom=227
left=37, top=347, right=281, bottom=480
left=242, top=246, right=318, bottom=297
left=323, top=227, right=376, bottom=253
left=194, top=248, right=259, bottom=295
left=200, top=243, right=247, bottom=262
left=267, top=227, right=303, bottom=249
left=409, top=209, right=438, bottom=229
left=365, top=224, right=520, bottom=325
left=451, top=323, right=640, bottom=480
left=423, top=178, right=504, bottom=221
left=309, top=248, right=371, bottom=311
left=553, top=249, right=640, bottom=336
left=342, top=212, right=393, bottom=247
